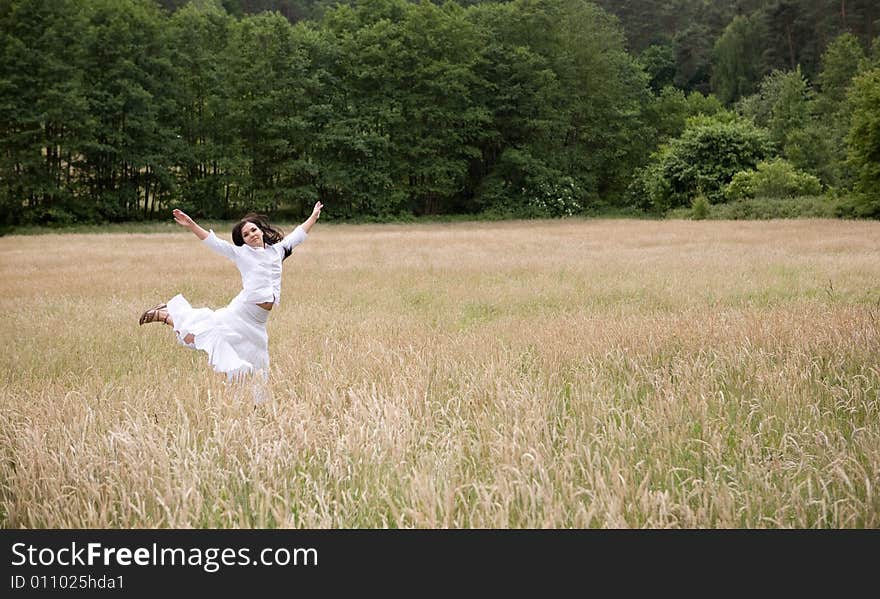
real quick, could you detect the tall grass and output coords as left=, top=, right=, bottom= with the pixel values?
left=1, top=219, right=878, bottom=528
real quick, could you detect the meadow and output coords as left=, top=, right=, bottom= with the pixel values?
left=1, top=219, right=878, bottom=528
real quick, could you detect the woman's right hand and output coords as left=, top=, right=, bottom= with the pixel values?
left=172, top=209, right=194, bottom=228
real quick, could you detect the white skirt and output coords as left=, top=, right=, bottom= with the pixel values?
left=166, top=293, right=270, bottom=381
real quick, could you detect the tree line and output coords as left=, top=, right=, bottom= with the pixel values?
left=594, top=1, right=876, bottom=94
left=1, top=0, right=878, bottom=226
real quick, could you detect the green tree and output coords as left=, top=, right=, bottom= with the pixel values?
left=845, top=66, right=880, bottom=216
left=222, top=11, right=314, bottom=213
left=79, top=0, right=176, bottom=221
left=760, top=1, right=816, bottom=74
left=806, top=33, right=867, bottom=188
left=300, top=12, right=398, bottom=218
left=765, top=68, right=812, bottom=151
left=816, top=33, right=866, bottom=108
left=639, top=44, right=676, bottom=93
left=737, top=67, right=821, bottom=177
left=0, top=0, right=91, bottom=225
left=672, top=24, right=713, bottom=93
left=710, top=14, right=766, bottom=104
left=166, top=1, right=235, bottom=218
left=321, top=0, right=490, bottom=217
left=316, top=0, right=409, bottom=217
left=735, top=34, right=870, bottom=191
left=636, top=116, right=775, bottom=211
left=643, top=86, right=725, bottom=149
left=390, top=0, right=490, bottom=215
left=724, top=158, right=822, bottom=200
left=553, top=0, right=652, bottom=200
left=469, top=0, right=652, bottom=214
left=466, top=0, right=569, bottom=215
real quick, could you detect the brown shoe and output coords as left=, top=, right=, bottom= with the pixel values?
left=139, top=303, right=168, bottom=325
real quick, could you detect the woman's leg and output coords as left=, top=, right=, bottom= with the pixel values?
left=139, top=303, right=174, bottom=327
left=157, top=309, right=174, bottom=328
left=145, top=308, right=191, bottom=342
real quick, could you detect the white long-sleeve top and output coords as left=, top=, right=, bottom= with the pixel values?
left=201, top=225, right=307, bottom=306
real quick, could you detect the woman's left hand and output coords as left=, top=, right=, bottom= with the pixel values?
left=312, top=202, right=323, bottom=219
left=172, top=208, right=195, bottom=228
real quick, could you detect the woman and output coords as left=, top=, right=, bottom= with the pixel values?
left=139, top=203, right=322, bottom=400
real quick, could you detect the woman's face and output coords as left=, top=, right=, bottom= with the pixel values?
left=241, top=222, right=264, bottom=248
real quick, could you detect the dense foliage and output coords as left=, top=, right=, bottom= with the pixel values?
left=631, top=116, right=775, bottom=210
left=724, top=158, right=823, bottom=200
left=1, top=0, right=877, bottom=225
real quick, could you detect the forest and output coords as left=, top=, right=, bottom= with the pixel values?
left=1, top=0, right=878, bottom=225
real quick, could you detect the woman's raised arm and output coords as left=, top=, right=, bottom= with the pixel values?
left=173, top=209, right=209, bottom=240
left=300, top=202, right=323, bottom=234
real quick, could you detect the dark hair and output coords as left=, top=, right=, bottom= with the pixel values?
left=232, top=213, right=292, bottom=260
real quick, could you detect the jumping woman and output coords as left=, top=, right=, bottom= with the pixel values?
left=139, top=203, right=322, bottom=401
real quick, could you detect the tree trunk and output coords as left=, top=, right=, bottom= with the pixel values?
left=143, top=167, right=151, bottom=219
left=869, top=3, right=875, bottom=41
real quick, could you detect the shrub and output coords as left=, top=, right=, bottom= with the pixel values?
left=725, top=159, right=823, bottom=200
left=527, top=177, right=584, bottom=217
left=710, top=196, right=836, bottom=219
left=665, top=196, right=838, bottom=220
left=691, top=193, right=710, bottom=219
left=476, top=149, right=587, bottom=218
left=835, top=193, right=880, bottom=218
left=634, top=116, right=775, bottom=212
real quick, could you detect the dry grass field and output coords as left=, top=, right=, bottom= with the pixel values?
left=1, top=218, right=878, bottom=528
